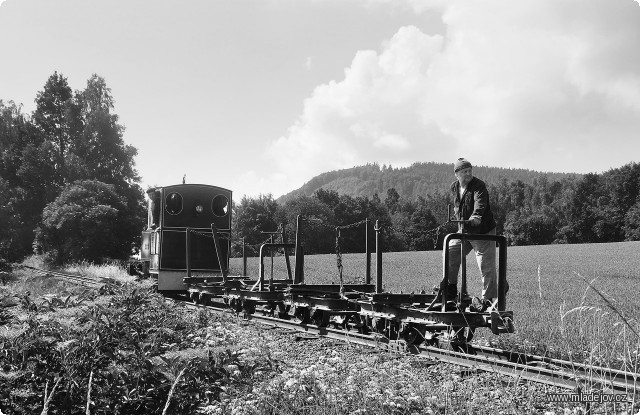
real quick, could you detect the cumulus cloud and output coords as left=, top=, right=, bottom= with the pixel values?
left=264, top=0, right=640, bottom=195
left=265, top=25, right=450, bottom=194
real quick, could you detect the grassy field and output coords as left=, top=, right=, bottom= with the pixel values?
left=230, top=241, right=640, bottom=367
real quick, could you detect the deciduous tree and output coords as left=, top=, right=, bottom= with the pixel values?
left=32, top=71, right=73, bottom=184
left=232, top=194, right=279, bottom=255
left=34, top=180, right=132, bottom=264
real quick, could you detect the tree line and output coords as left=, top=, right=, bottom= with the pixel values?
left=0, top=72, right=145, bottom=264
left=234, top=162, right=640, bottom=255
left=278, top=162, right=579, bottom=203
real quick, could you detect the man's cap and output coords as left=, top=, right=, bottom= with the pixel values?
left=454, top=158, right=472, bottom=172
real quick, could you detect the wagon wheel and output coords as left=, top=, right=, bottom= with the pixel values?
left=199, top=294, right=209, bottom=306
left=276, top=303, right=290, bottom=319
left=341, top=314, right=352, bottom=331
left=312, top=309, right=330, bottom=327
left=243, top=299, right=256, bottom=315
left=189, top=291, right=199, bottom=304
left=400, top=323, right=425, bottom=346
left=229, top=298, right=242, bottom=313
left=450, top=326, right=475, bottom=353
left=386, top=320, right=399, bottom=340
left=504, top=317, right=515, bottom=333
left=423, top=331, right=440, bottom=347
left=356, top=315, right=370, bottom=334
left=371, top=317, right=386, bottom=335
left=458, top=326, right=475, bottom=343
left=294, top=306, right=311, bottom=324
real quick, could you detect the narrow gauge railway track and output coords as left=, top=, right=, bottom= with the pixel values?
left=180, top=297, right=640, bottom=399
left=20, top=265, right=106, bottom=288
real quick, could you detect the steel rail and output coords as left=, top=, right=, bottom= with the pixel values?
left=20, top=265, right=105, bottom=288
left=470, top=344, right=640, bottom=394
left=182, top=299, right=639, bottom=398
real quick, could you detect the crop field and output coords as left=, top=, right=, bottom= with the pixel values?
left=230, top=241, right=640, bottom=368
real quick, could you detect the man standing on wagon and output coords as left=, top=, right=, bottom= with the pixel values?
left=446, top=158, right=500, bottom=312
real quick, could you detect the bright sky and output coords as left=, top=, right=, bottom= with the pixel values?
left=1, top=0, right=639, bottom=199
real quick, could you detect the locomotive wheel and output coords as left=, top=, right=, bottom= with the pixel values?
left=312, top=309, right=330, bottom=328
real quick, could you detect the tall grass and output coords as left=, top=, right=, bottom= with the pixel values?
left=4, top=256, right=136, bottom=300
left=62, top=260, right=137, bottom=284
left=229, top=241, right=640, bottom=368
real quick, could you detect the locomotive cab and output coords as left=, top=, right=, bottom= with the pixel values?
left=141, top=184, right=232, bottom=292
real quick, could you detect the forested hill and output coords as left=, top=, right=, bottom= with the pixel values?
left=278, top=162, right=581, bottom=202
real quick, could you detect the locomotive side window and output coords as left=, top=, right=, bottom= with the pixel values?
left=212, top=195, right=229, bottom=217
left=165, top=192, right=183, bottom=215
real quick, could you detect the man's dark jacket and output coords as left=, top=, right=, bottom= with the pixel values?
left=450, top=177, right=496, bottom=234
